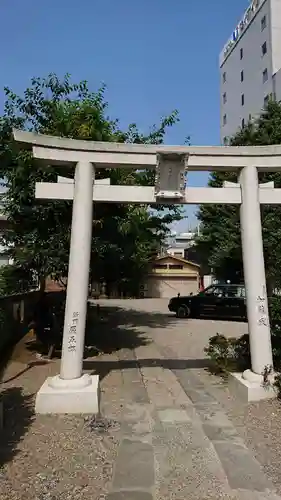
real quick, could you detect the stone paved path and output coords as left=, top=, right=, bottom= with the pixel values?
left=96, top=299, right=281, bottom=500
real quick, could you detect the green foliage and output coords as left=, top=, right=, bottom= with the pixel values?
left=0, top=74, right=183, bottom=293
left=205, top=295, right=281, bottom=384
left=0, top=265, right=37, bottom=296
left=204, top=333, right=250, bottom=376
left=196, top=101, right=281, bottom=288
left=273, top=373, right=281, bottom=397
left=269, top=295, right=281, bottom=371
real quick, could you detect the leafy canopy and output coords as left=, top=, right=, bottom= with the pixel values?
left=0, top=74, right=183, bottom=294
left=196, top=100, right=281, bottom=288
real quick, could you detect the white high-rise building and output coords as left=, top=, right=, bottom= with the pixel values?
left=220, top=0, right=281, bottom=144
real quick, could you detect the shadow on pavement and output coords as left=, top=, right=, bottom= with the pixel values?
left=84, top=303, right=178, bottom=357
left=83, top=303, right=209, bottom=380
left=0, top=387, right=34, bottom=468
left=84, top=357, right=210, bottom=381
left=24, top=302, right=177, bottom=359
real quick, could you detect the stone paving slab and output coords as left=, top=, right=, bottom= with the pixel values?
left=236, top=490, right=281, bottom=500
left=107, top=492, right=154, bottom=500
left=203, top=422, right=246, bottom=446
left=158, top=408, right=191, bottom=424
left=214, top=441, right=273, bottom=492
left=121, top=402, right=154, bottom=443
left=116, top=349, right=150, bottom=405
left=112, top=438, right=154, bottom=491
left=135, top=343, right=195, bottom=411
left=153, top=420, right=233, bottom=499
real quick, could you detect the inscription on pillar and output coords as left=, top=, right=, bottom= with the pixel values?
left=67, top=311, right=79, bottom=352
left=256, top=286, right=269, bottom=327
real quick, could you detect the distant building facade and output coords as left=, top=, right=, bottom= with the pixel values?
left=220, top=0, right=281, bottom=143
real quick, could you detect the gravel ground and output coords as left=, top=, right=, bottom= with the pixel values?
left=0, top=337, right=123, bottom=500
left=1, top=409, right=120, bottom=500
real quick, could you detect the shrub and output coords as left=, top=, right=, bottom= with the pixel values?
left=205, top=333, right=250, bottom=376
left=273, top=374, right=281, bottom=397
left=205, top=295, right=281, bottom=385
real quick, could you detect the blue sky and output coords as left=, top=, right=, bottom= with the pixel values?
left=0, top=0, right=248, bottom=232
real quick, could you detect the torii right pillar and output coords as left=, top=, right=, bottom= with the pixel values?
left=232, top=163, right=275, bottom=401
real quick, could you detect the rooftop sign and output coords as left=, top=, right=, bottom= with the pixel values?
left=220, top=0, right=265, bottom=66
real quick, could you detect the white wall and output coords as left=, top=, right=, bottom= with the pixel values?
left=270, top=0, right=281, bottom=75
left=220, top=0, right=275, bottom=142
left=167, top=247, right=185, bottom=258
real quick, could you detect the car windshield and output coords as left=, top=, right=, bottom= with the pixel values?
left=202, top=286, right=224, bottom=297
left=224, top=286, right=245, bottom=298
left=200, top=285, right=245, bottom=298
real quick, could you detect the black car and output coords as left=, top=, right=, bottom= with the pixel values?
left=168, top=284, right=247, bottom=321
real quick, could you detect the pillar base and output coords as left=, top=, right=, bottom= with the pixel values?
left=229, top=370, right=276, bottom=403
left=35, top=373, right=100, bottom=414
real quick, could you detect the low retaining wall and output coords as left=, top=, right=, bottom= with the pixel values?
left=0, top=290, right=40, bottom=358
left=0, top=290, right=42, bottom=428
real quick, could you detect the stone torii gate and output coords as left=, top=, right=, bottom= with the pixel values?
left=13, top=130, right=281, bottom=412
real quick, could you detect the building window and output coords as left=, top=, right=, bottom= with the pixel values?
left=174, top=252, right=183, bottom=257
left=261, top=15, right=267, bottom=31
left=264, top=94, right=269, bottom=107
left=240, top=47, right=243, bottom=60
left=169, top=264, right=183, bottom=270
left=241, top=70, right=244, bottom=82
left=249, top=113, right=252, bottom=121
left=222, top=72, right=226, bottom=83
left=264, top=93, right=273, bottom=106
left=241, top=94, right=245, bottom=106
left=223, top=114, right=227, bottom=126
left=263, top=68, right=268, bottom=83
left=223, top=137, right=228, bottom=145
left=242, top=118, right=245, bottom=128
left=262, top=41, right=267, bottom=56
left=223, top=92, right=227, bottom=104
left=153, top=264, right=167, bottom=269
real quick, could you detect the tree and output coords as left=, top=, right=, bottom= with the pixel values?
left=196, top=100, right=281, bottom=289
left=0, top=74, right=182, bottom=294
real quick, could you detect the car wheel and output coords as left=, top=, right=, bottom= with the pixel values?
left=176, top=305, right=191, bottom=318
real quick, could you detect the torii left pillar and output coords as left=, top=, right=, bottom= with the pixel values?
left=36, top=161, right=100, bottom=414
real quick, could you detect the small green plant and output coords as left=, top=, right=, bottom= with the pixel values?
left=273, top=373, right=281, bottom=397
left=205, top=295, right=281, bottom=390
left=204, top=334, right=236, bottom=376
left=262, top=364, right=274, bottom=389
left=205, top=333, right=250, bottom=377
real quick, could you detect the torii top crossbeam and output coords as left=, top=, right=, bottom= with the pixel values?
left=13, top=129, right=281, bottom=171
